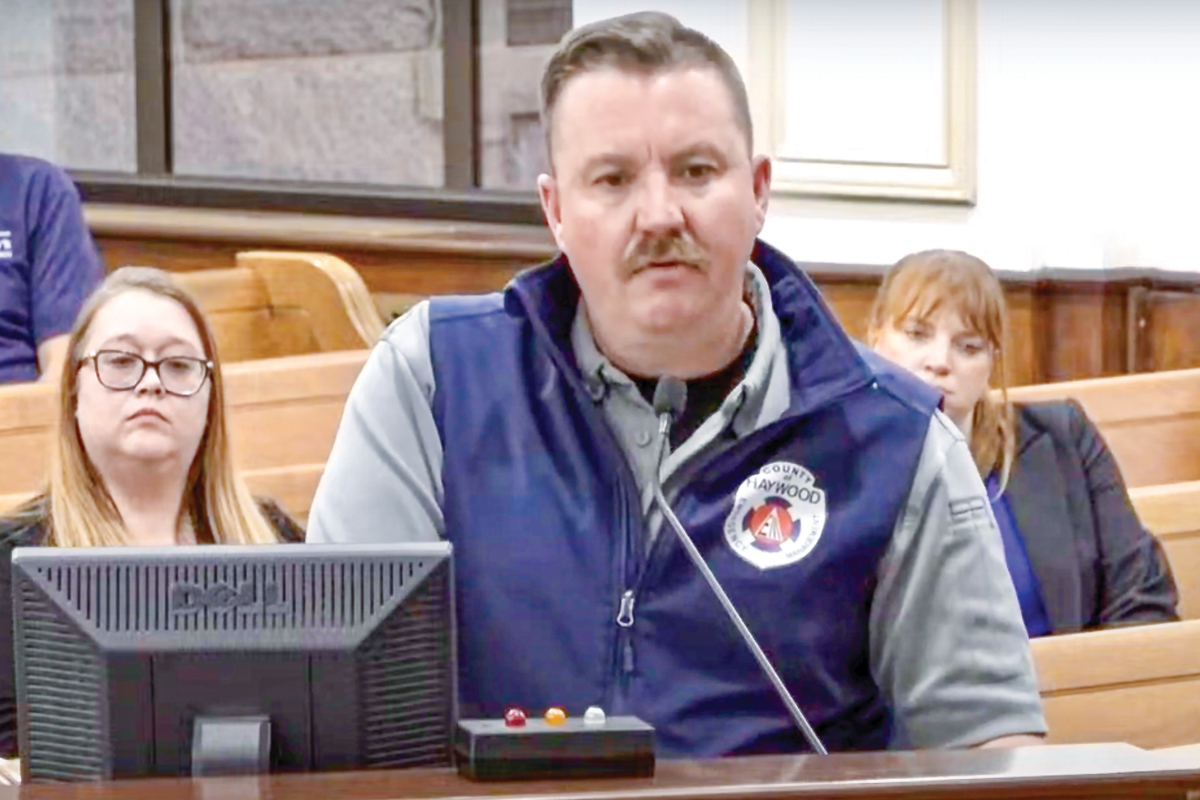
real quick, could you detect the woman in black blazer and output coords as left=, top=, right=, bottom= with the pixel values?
left=867, top=249, right=1177, bottom=636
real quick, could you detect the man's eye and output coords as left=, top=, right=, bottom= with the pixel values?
left=596, top=172, right=628, bottom=187
left=903, top=326, right=930, bottom=342
left=682, top=163, right=716, bottom=181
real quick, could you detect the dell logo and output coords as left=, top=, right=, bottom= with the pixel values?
left=170, top=581, right=288, bottom=614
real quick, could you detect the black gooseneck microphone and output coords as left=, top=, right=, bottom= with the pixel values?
left=650, top=377, right=828, bottom=756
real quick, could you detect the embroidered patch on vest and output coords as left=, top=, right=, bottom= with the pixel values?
left=723, top=461, right=826, bottom=570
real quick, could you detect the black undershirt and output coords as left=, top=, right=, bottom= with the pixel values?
left=631, top=320, right=758, bottom=449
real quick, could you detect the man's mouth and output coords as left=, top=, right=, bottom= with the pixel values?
left=639, top=260, right=697, bottom=272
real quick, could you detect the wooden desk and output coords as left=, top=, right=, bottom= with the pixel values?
left=5, top=745, right=1199, bottom=799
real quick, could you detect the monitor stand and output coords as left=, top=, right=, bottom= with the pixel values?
left=191, top=715, right=272, bottom=776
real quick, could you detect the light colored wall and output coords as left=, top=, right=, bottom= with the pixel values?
left=573, top=0, right=1200, bottom=272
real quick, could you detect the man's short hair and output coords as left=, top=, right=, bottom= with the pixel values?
left=540, top=12, right=754, bottom=162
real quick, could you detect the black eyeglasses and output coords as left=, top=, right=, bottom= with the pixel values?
left=81, top=350, right=213, bottom=397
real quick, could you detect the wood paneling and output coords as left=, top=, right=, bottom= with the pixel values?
left=87, top=204, right=551, bottom=298
left=1038, top=281, right=1130, bottom=382
left=87, top=204, right=1200, bottom=386
left=98, top=236, right=533, bottom=299
left=1133, top=288, right=1200, bottom=373
left=1003, top=283, right=1037, bottom=388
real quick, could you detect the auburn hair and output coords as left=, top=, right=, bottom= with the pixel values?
left=867, top=250, right=1016, bottom=491
left=46, top=266, right=279, bottom=547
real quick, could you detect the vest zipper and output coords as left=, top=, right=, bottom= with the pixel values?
left=616, top=429, right=689, bottom=691
left=612, top=476, right=641, bottom=710
left=614, top=445, right=678, bottom=688
left=616, top=447, right=717, bottom=685
left=616, top=590, right=636, bottom=627
left=617, top=590, right=636, bottom=675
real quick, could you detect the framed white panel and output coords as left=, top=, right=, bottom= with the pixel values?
left=749, top=0, right=977, bottom=204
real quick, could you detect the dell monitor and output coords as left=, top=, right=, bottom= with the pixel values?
left=11, top=542, right=456, bottom=783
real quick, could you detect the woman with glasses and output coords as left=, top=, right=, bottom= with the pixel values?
left=867, top=249, right=1177, bottom=638
left=0, top=266, right=301, bottom=755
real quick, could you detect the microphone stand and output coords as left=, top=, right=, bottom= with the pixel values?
left=650, top=399, right=828, bottom=756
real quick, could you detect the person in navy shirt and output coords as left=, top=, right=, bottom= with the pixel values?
left=869, top=249, right=1178, bottom=635
left=0, top=153, right=104, bottom=383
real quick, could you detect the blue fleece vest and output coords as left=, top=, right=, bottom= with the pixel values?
left=429, top=241, right=938, bottom=757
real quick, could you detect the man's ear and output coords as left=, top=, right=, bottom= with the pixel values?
left=537, top=173, right=567, bottom=251
left=751, top=155, right=772, bottom=232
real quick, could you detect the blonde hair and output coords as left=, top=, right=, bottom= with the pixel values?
left=867, top=250, right=1016, bottom=490
left=47, top=266, right=280, bottom=547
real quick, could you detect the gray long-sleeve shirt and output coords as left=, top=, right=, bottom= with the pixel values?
left=308, top=265, right=1046, bottom=749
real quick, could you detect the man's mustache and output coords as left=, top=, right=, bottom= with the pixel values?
left=625, top=233, right=708, bottom=272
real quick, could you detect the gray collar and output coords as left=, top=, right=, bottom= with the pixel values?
left=571, top=263, right=791, bottom=438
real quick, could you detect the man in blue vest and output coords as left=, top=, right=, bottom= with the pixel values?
left=0, top=153, right=104, bottom=383
left=308, top=12, right=1046, bottom=755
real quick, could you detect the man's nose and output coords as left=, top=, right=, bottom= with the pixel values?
left=632, top=171, right=684, bottom=235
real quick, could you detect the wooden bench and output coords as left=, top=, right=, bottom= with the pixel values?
left=1032, top=619, right=1200, bottom=749
left=1130, top=481, right=1200, bottom=619
left=1007, top=368, right=1200, bottom=487
left=1034, top=477, right=1200, bottom=744
left=0, top=350, right=368, bottom=523
left=173, top=251, right=385, bottom=361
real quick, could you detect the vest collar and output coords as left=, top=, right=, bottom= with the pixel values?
left=504, top=238, right=876, bottom=420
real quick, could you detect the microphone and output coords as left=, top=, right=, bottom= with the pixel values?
left=650, top=377, right=688, bottom=438
left=650, top=377, right=828, bottom=756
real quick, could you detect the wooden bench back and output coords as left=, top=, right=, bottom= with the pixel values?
left=173, top=251, right=384, bottom=362
left=1032, top=619, right=1200, bottom=748
left=1130, top=481, right=1200, bottom=619
left=1008, top=368, right=1200, bottom=487
left=175, top=267, right=310, bottom=362
left=0, top=350, right=367, bottom=519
